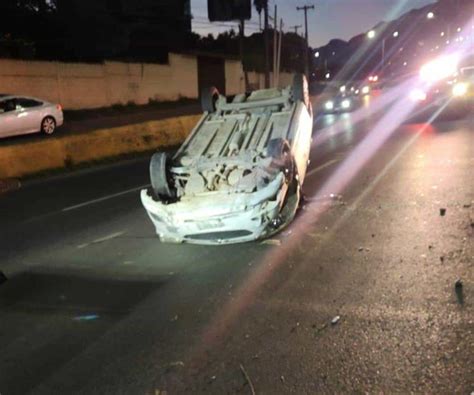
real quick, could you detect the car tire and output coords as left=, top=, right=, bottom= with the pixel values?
left=41, top=116, right=56, bottom=135
left=150, top=152, right=175, bottom=199
left=201, top=86, right=220, bottom=113
left=292, top=73, right=310, bottom=110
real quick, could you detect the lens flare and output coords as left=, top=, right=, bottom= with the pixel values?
left=409, top=89, right=427, bottom=102
left=420, top=54, right=459, bottom=83
left=452, top=82, right=468, bottom=97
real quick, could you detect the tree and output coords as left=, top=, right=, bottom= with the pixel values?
left=253, top=0, right=267, bottom=15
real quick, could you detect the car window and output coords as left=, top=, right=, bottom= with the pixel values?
left=0, top=99, right=17, bottom=113
left=16, top=98, right=43, bottom=108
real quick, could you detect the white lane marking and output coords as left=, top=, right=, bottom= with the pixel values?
left=306, top=159, right=341, bottom=178
left=77, top=231, right=125, bottom=249
left=62, top=184, right=150, bottom=212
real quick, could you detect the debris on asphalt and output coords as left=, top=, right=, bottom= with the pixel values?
left=171, top=315, right=179, bottom=322
left=358, top=247, right=364, bottom=252
left=429, top=245, right=434, bottom=250
left=261, top=239, right=281, bottom=246
left=239, top=364, right=256, bottom=395
left=440, top=208, right=447, bottom=216
left=0, top=270, right=7, bottom=285
left=455, top=279, right=464, bottom=305
left=280, top=375, right=285, bottom=383
left=462, top=203, right=471, bottom=208
left=74, top=314, right=99, bottom=321
left=440, top=256, right=445, bottom=263
left=210, top=375, right=217, bottom=382
left=371, top=234, right=376, bottom=238
left=331, top=316, right=341, bottom=325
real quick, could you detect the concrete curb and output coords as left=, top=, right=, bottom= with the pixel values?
left=0, top=114, right=201, bottom=181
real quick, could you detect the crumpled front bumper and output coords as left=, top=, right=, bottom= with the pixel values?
left=141, top=173, right=286, bottom=244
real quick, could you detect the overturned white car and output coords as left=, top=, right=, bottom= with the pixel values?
left=141, top=74, right=314, bottom=244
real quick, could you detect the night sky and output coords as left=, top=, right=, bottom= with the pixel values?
left=192, top=0, right=437, bottom=47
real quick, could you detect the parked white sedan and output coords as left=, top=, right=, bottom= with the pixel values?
left=0, top=94, right=64, bottom=138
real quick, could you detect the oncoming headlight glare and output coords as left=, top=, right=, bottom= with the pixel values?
left=420, top=54, right=459, bottom=83
left=452, top=82, right=468, bottom=97
left=341, top=99, right=351, bottom=109
left=325, top=101, right=334, bottom=110
left=362, top=86, right=370, bottom=95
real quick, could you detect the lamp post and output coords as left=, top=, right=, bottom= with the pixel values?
left=367, top=29, right=399, bottom=74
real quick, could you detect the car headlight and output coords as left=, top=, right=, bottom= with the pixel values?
left=325, top=101, right=334, bottom=110
left=362, top=86, right=370, bottom=95
left=341, top=99, right=351, bottom=109
left=452, top=82, right=468, bottom=97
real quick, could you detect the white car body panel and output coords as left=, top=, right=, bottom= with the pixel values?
left=0, top=95, right=64, bottom=138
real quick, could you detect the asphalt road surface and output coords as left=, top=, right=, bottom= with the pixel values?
left=0, top=97, right=473, bottom=394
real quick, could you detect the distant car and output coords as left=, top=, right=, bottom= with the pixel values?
left=141, top=74, right=313, bottom=244
left=409, top=65, right=474, bottom=117
left=0, top=95, right=64, bottom=139
left=323, top=86, right=361, bottom=114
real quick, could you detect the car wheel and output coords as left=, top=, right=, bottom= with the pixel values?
left=41, top=116, right=56, bottom=135
left=201, top=86, right=220, bottom=113
left=292, top=73, right=310, bottom=110
left=150, top=152, right=175, bottom=199
left=265, top=164, right=301, bottom=238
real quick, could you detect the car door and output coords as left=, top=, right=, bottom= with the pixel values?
left=15, top=97, right=44, bottom=134
left=0, top=99, right=23, bottom=138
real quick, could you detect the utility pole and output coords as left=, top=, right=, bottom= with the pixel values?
left=273, top=5, right=278, bottom=87
left=264, top=2, right=270, bottom=88
left=296, top=4, right=315, bottom=78
left=239, top=19, right=249, bottom=91
left=290, top=25, right=302, bottom=35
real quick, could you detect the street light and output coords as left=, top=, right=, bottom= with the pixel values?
left=427, top=12, right=435, bottom=19
left=315, top=51, right=320, bottom=58
left=366, top=29, right=399, bottom=75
